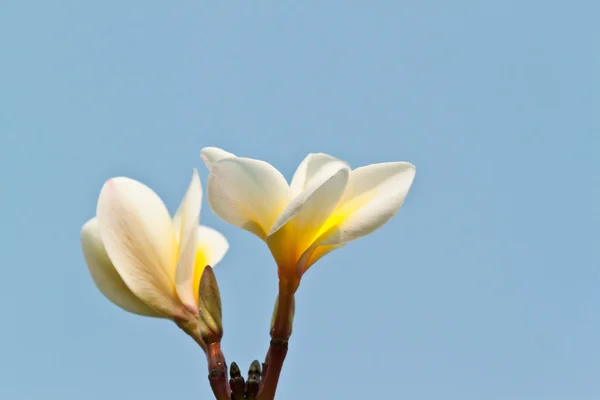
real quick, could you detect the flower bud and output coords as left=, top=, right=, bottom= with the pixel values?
left=198, top=266, right=223, bottom=344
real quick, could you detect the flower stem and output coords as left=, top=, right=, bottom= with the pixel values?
left=257, top=290, right=294, bottom=400
left=207, top=342, right=231, bottom=400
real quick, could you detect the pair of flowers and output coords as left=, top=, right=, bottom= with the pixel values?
left=81, top=146, right=416, bottom=344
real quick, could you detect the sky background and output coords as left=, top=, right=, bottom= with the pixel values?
left=1, top=1, right=599, bottom=399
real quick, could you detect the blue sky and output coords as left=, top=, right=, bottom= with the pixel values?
left=1, top=1, right=599, bottom=399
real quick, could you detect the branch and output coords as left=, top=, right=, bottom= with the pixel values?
left=207, top=342, right=231, bottom=400
left=257, top=291, right=294, bottom=400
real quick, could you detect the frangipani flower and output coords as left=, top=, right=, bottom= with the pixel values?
left=201, top=147, right=415, bottom=294
left=80, top=170, right=228, bottom=344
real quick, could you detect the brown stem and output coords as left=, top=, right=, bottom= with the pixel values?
left=256, top=339, right=288, bottom=400
left=207, top=342, right=231, bottom=400
left=257, top=290, right=294, bottom=400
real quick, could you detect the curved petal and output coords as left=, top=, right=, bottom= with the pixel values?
left=173, top=169, right=203, bottom=242
left=200, top=147, right=236, bottom=170
left=191, top=226, right=229, bottom=304
left=290, top=153, right=343, bottom=197
left=298, top=243, right=345, bottom=276
left=207, top=157, right=291, bottom=240
left=333, top=162, right=416, bottom=243
left=97, top=177, right=182, bottom=318
left=295, top=224, right=345, bottom=277
left=267, top=160, right=350, bottom=270
left=174, top=170, right=202, bottom=312
left=80, top=218, right=163, bottom=317
left=197, top=226, right=229, bottom=268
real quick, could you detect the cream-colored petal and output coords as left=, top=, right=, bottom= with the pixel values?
left=334, top=162, right=416, bottom=243
left=172, top=207, right=183, bottom=244
left=294, top=224, right=345, bottom=277
left=200, top=147, right=236, bottom=170
left=290, top=153, right=343, bottom=197
left=174, top=170, right=202, bottom=312
left=191, top=226, right=229, bottom=304
left=305, top=244, right=343, bottom=269
left=269, top=160, right=350, bottom=237
left=298, top=242, right=345, bottom=276
left=80, top=218, right=163, bottom=317
left=97, top=177, right=182, bottom=318
left=197, top=225, right=229, bottom=267
left=267, top=160, right=350, bottom=269
left=207, top=157, right=291, bottom=240
left=173, top=170, right=204, bottom=242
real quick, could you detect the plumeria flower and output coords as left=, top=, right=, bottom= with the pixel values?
left=80, top=170, right=228, bottom=347
left=200, top=147, right=415, bottom=295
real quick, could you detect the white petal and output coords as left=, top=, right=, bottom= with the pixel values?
left=173, top=170, right=204, bottom=242
left=80, top=218, right=163, bottom=317
left=174, top=170, right=203, bottom=312
left=97, top=177, right=182, bottom=318
left=294, top=224, right=345, bottom=276
left=297, top=241, right=345, bottom=276
left=190, top=226, right=229, bottom=304
left=334, top=162, right=416, bottom=243
left=269, top=160, right=350, bottom=237
left=207, top=157, right=291, bottom=240
left=290, top=153, right=343, bottom=197
left=267, top=160, right=350, bottom=269
left=197, top=225, right=229, bottom=267
left=200, top=147, right=236, bottom=170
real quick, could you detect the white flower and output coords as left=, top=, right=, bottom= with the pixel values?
left=201, top=147, right=415, bottom=293
left=80, top=170, right=229, bottom=325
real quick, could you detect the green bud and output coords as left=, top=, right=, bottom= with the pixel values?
left=229, top=362, right=245, bottom=400
left=229, top=362, right=241, bottom=379
left=198, top=266, right=223, bottom=344
left=249, top=360, right=262, bottom=377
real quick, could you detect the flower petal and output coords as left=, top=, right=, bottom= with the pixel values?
left=197, top=226, right=229, bottom=268
left=80, top=218, right=163, bottom=317
left=174, top=170, right=203, bottom=312
left=207, top=157, right=291, bottom=240
left=290, top=153, right=343, bottom=197
left=333, top=162, right=416, bottom=243
left=200, top=147, right=236, bottom=170
left=295, top=224, right=345, bottom=277
left=191, top=226, right=229, bottom=304
left=97, top=177, right=182, bottom=318
left=267, top=160, right=350, bottom=270
left=172, top=170, right=203, bottom=242
left=298, top=242, right=345, bottom=276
